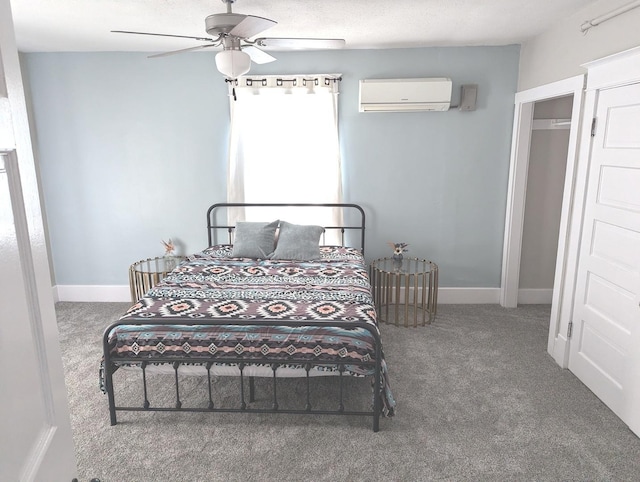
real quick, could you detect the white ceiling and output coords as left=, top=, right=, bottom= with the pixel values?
left=11, top=0, right=599, bottom=53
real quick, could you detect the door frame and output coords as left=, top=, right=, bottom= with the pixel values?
left=0, top=1, right=77, bottom=479
left=500, top=75, right=585, bottom=367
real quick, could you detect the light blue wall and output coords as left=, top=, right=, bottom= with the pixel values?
left=23, top=45, right=519, bottom=287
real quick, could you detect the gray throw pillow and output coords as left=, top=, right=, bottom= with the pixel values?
left=271, top=221, right=324, bottom=260
left=231, top=220, right=279, bottom=258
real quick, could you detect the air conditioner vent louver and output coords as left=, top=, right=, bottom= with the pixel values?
left=359, top=78, right=453, bottom=112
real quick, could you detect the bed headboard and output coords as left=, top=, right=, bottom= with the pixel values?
left=206, top=203, right=366, bottom=253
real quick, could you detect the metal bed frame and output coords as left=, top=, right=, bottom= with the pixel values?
left=102, top=203, right=386, bottom=431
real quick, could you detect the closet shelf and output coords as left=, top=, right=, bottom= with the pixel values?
left=532, top=118, right=571, bottom=130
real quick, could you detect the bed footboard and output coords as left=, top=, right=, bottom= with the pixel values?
left=102, top=318, right=384, bottom=432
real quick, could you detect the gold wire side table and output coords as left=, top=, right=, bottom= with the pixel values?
left=129, top=256, right=184, bottom=303
left=371, top=257, right=438, bottom=327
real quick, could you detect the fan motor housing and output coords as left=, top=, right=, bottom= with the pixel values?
left=205, top=13, right=245, bottom=36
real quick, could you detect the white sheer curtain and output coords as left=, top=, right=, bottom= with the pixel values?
left=227, top=74, right=343, bottom=242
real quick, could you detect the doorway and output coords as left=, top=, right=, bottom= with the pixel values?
left=518, top=96, right=573, bottom=304
left=500, top=75, right=585, bottom=367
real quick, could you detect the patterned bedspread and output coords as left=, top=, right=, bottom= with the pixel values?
left=105, top=245, right=396, bottom=416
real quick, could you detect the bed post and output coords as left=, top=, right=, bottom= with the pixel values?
left=104, top=361, right=117, bottom=425
left=373, top=339, right=382, bottom=432
left=249, top=376, right=256, bottom=403
left=103, top=324, right=118, bottom=425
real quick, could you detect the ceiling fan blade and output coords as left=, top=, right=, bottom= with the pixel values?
left=112, top=30, right=215, bottom=43
left=255, top=38, right=346, bottom=50
left=229, top=15, right=277, bottom=39
left=148, top=44, right=217, bottom=58
left=242, top=46, right=276, bottom=64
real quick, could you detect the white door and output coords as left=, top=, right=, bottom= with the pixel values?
left=0, top=2, right=77, bottom=480
left=569, top=81, right=640, bottom=437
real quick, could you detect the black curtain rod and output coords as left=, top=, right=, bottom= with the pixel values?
left=225, top=76, right=342, bottom=86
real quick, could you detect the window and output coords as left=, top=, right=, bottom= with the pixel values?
left=227, top=75, right=343, bottom=241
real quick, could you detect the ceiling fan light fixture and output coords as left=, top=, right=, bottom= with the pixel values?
left=215, top=49, right=251, bottom=79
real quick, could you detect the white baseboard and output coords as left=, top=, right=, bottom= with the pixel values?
left=437, top=287, right=500, bottom=304
left=52, top=285, right=501, bottom=304
left=517, top=288, right=553, bottom=304
left=54, top=285, right=131, bottom=302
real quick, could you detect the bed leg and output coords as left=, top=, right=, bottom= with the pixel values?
left=338, top=364, right=345, bottom=412
left=108, top=394, right=117, bottom=425
left=271, top=364, right=279, bottom=411
left=239, top=363, right=246, bottom=410
left=372, top=373, right=381, bottom=433
left=141, top=362, right=150, bottom=409
left=304, top=364, right=312, bottom=412
left=373, top=344, right=382, bottom=433
left=249, top=376, right=255, bottom=403
left=173, top=362, right=182, bottom=409
left=206, top=362, right=214, bottom=410
left=104, top=364, right=117, bottom=426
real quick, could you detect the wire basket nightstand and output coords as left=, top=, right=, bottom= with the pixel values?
left=128, top=256, right=184, bottom=303
left=371, top=257, right=438, bottom=327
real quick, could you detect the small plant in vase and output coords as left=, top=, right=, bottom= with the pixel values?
left=162, top=238, right=177, bottom=269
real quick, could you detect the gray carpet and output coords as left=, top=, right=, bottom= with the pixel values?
left=56, top=302, right=640, bottom=481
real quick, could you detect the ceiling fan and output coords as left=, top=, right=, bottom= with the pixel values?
left=112, top=0, right=346, bottom=79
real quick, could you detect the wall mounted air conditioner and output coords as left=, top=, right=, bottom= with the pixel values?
left=359, top=78, right=453, bottom=112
